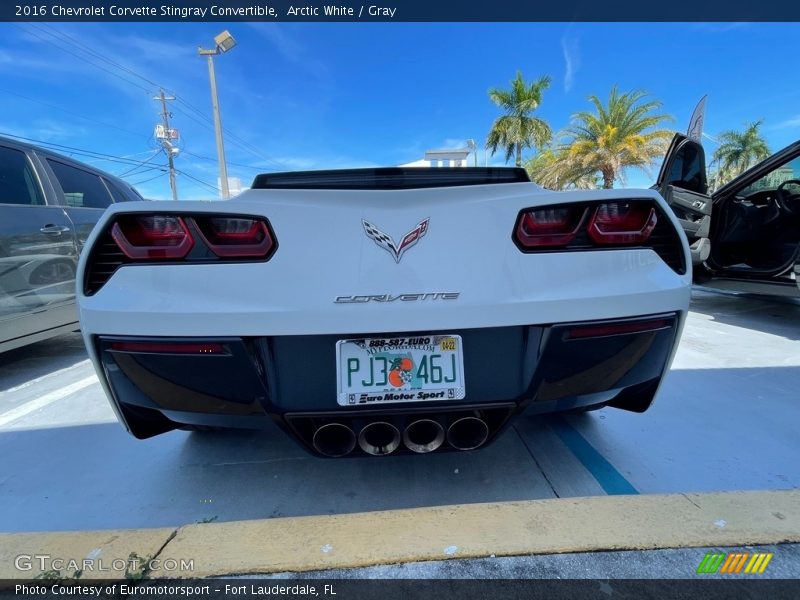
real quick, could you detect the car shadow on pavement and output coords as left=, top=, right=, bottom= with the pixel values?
left=0, top=332, right=88, bottom=391
left=690, top=289, right=800, bottom=340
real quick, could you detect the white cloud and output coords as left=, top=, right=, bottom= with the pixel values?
left=0, top=120, right=87, bottom=143
left=691, top=23, right=749, bottom=33
left=775, top=115, right=800, bottom=129
left=561, top=31, right=580, bottom=93
left=247, top=23, right=305, bottom=63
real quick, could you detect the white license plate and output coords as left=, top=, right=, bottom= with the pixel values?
left=336, top=335, right=465, bottom=406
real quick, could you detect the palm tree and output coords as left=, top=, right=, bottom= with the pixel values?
left=560, top=86, right=674, bottom=189
left=487, top=72, right=552, bottom=167
left=713, top=120, right=770, bottom=186
left=525, top=147, right=598, bottom=190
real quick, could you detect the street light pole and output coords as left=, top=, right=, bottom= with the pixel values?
left=199, top=31, right=236, bottom=200
left=204, top=52, right=229, bottom=199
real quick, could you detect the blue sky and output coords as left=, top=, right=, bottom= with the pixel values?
left=1, top=22, right=799, bottom=199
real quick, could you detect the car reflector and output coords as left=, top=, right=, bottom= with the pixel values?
left=109, top=341, right=225, bottom=354
left=193, top=216, right=275, bottom=258
left=111, top=215, right=194, bottom=260
left=588, top=202, right=658, bottom=244
left=566, top=318, right=672, bottom=340
left=515, top=206, right=586, bottom=248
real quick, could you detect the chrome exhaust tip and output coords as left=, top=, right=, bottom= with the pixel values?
left=312, top=423, right=356, bottom=457
left=358, top=421, right=401, bottom=456
left=403, top=418, right=445, bottom=453
left=447, top=416, right=489, bottom=451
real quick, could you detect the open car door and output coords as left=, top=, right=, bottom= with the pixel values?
left=708, top=139, right=800, bottom=295
left=655, top=133, right=711, bottom=265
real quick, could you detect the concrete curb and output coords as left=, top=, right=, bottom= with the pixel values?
left=2, top=490, right=799, bottom=579
left=0, top=528, right=176, bottom=580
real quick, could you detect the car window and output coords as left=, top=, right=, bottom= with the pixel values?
left=0, top=145, right=46, bottom=206
left=47, top=159, right=114, bottom=209
left=738, top=156, right=800, bottom=196
left=102, top=178, right=127, bottom=203
left=665, top=142, right=706, bottom=194
left=103, top=178, right=144, bottom=202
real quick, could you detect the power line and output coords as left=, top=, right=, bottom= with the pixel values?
left=116, top=149, right=163, bottom=177
left=117, top=164, right=170, bottom=179
left=182, top=149, right=278, bottom=172
left=0, top=88, right=148, bottom=139
left=175, top=169, right=221, bottom=194
left=0, top=131, right=156, bottom=165
left=0, top=132, right=172, bottom=182
left=13, top=25, right=294, bottom=189
left=131, top=172, right=169, bottom=186
left=16, top=24, right=153, bottom=94
left=38, top=24, right=168, bottom=92
left=173, top=97, right=290, bottom=169
left=170, top=101, right=284, bottom=170
left=21, top=23, right=293, bottom=173
left=154, top=89, right=179, bottom=201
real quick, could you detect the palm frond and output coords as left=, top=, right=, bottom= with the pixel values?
left=486, top=72, right=553, bottom=166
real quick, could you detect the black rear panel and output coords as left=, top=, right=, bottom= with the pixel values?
left=96, top=314, right=681, bottom=449
left=251, top=167, right=530, bottom=190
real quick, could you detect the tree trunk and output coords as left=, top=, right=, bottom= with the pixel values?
left=515, top=144, right=522, bottom=167
left=602, top=167, right=615, bottom=189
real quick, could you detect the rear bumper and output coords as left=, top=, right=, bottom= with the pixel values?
left=96, top=312, right=684, bottom=455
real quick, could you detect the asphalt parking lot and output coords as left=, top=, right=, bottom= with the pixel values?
left=0, top=289, right=798, bottom=534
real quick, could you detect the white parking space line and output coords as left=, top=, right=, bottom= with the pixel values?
left=1, top=359, right=90, bottom=394
left=0, top=375, right=97, bottom=427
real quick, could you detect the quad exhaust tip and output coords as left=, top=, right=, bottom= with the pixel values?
left=403, top=418, right=445, bottom=453
left=447, top=416, right=489, bottom=451
left=312, top=423, right=357, bottom=457
left=358, top=421, right=401, bottom=456
left=312, top=415, right=489, bottom=456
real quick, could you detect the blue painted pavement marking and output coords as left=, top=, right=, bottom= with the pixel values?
left=549, top=414, right=639, bottom=496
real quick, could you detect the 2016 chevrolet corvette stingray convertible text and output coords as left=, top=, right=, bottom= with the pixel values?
left=77, top=167, right=691, bottom=457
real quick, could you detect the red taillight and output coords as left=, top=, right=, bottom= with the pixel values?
left=515, top=206, right=586, bottom=248
left=109, top=341, right=225, bottom=354
left=566, top=318, right=672, bottom=340
left=193, top=217, right=274, bottom=258
left=588, top=202, right=657, bottom=244
left=111, top=215, right=194, bottom=260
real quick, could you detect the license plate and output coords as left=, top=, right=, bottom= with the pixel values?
left=336, top=335, right=465, bottom=406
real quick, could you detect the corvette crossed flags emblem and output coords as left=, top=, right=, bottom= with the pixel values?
left=362, top=218, right=430, bottom=263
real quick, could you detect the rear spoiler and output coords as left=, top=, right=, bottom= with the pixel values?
left=251, top=167, right=530, bottom=190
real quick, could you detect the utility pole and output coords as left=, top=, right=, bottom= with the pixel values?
left=154, top=89, right=179, bottom=201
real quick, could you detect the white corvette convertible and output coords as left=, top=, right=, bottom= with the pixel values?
left=77, top=167, right=690, bottom=457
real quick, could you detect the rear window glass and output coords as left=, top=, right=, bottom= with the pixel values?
left=665, top=142, right=706, bottom=193
left=0, top=145, right=45, bottom=206
left=103, top=178, right=129, bottom=203
left=47, top=159, right=113, bottom=209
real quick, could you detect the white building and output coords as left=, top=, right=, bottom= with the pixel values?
left=217, top=177, right=245, bottom=199
left=400, top=145, right=476, bottom=168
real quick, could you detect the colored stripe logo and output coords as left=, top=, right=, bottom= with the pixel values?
left=697, top=552, right=773, bottom=574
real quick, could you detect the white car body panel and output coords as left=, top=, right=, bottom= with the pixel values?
left=76, top=178, right=692, bottom=449
left=77, top=184, right=691, bottom=339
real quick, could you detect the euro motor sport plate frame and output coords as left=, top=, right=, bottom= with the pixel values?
left=336, top=334, right=466, bottom=406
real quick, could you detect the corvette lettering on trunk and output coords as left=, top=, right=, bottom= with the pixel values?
left=334, top=292, right=460, bottom=303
